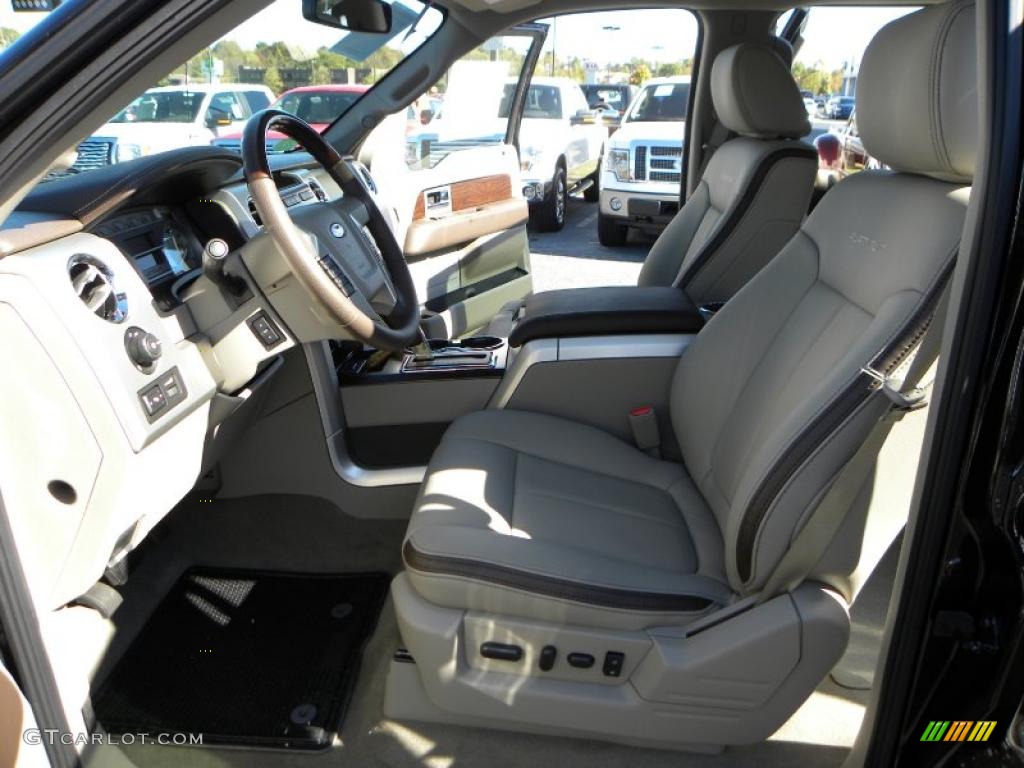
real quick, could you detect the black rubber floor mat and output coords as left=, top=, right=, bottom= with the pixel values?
left=93, top=568, right=388, bottom=749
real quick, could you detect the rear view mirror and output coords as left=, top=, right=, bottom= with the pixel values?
left=302, top=0, right=393, bottom=33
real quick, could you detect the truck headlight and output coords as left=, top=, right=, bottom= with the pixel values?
left=114, top=142, right=147, bottom=163
left=606, top=148, right=631, bottom=182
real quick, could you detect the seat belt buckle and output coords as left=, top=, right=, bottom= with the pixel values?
left=861, top=366, right=929, bottom=412
left=629, top=406, right=661, bottom=456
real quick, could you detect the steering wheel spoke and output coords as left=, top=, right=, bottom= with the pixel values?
left=242, top=109, right=420, bottom=351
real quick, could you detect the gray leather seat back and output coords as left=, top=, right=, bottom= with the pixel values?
left=671, top=0, right=976, bottom=594
left=638, top=42, right=817, bottom=304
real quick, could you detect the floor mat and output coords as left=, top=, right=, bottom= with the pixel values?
left=93, top=568, right=389, bottom=749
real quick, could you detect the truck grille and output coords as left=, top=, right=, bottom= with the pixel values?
left=633, top=143, right=683, bottom=183
left=73, top=138, right=115, bottom=172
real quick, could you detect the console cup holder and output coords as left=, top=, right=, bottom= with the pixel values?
left=459, top=336, right=503, bottom=350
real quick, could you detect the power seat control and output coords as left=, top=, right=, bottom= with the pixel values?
left=137, top=366, right=187, bottom=423
left=247, top=311, right=284, bottom=350
left=567, top=652, right=595, bottom=669
left=603, top=651, right=625, bottom=677
left=480, top=642, right=523, bottom=662
left=539, top=645, right=558, bottom=671
left=124, top=326, right=162, bottom=373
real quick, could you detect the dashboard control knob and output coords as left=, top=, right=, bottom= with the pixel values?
left=124, top=326, right=162, bottom=370
left=205, top=238, right=230, bottom=261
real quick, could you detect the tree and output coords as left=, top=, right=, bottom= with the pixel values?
left=0, top=27, right=20, bottom=51
left=630, top=64, right=651, bottom=86
left=263, top=65, right=283, bottom=94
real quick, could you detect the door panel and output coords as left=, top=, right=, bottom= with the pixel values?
left=365, top=26, right=546, bottom=338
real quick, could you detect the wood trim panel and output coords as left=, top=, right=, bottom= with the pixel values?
left=412, top=174, right=513, bottom=220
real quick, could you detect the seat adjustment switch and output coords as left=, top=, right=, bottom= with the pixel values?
left=567, top=652, right=595, bottom=669
left=480, top=642, right=523, bottom=662
left=539, top=645, right=557, bottom=671
left=603, top=651, right=625, bottom=677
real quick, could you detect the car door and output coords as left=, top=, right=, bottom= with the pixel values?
left=361, top=25, right=546, bottom=339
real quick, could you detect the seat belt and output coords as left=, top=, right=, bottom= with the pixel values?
left=754, top=285, right=950, bottom=604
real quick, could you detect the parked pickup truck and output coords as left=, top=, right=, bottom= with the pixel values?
left=407, top=73, right=605, bottom=232
left=71, top=84, right=274, bottom=173
left=598, top=76, right=689, bottom=246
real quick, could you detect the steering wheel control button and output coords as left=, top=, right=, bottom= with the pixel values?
left=329, top=222, right=346, bottom=238
left=124, top=326, right=162, bottom=372
left=567, top=652, right=595, bottom=669
left=247, top=311, right=284, bottom=350
left=317, top=256, right=355, bottom=296
left=137, top=367, right=187, bottom=423
left=602, top=651, right=625, bottom=677
left=539, top=645, right=558, bottom=671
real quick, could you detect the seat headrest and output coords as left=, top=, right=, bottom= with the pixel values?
left=858, top=1, right=976, bottom=183
left=710, top=43, right=809, bottom=140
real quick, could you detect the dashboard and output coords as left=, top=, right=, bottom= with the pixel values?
left=0, top=146, right=349, bottom=611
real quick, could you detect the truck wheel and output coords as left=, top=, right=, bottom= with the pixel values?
left=583, top=160, right=600, bottom=203
left=536, top=165, right=567, bottom=232
left=597, top=211, right=628, bottom=247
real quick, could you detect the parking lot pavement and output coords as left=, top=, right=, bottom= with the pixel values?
left=527, top=197, right=652, bottom=292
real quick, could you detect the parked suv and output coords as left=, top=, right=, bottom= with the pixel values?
left=71, top=84, right=274, bottom=172
left=597, top=76, right=689, bottom=246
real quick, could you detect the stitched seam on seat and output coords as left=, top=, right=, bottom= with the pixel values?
left=448, top=434, right=678, bottom=491
left=518, top=487, right=685, bottom=530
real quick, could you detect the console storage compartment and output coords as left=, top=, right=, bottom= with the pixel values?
left=508, top=286, right=704, bottom=347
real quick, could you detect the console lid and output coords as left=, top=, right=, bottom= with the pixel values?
left=508, top=286, right=704, bottom=347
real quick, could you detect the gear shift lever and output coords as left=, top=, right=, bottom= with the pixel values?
left=410, top=329, right=437, bottom=361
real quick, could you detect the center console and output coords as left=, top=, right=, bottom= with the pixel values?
left=328, top=285, right=706, bottom=478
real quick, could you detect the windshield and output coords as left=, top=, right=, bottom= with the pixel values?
left=625, top=82, right=689, bottom=123
left=110, top=91, right=204, bottom=124
left=581, top=85, right=630, bottom=111
left=28, top=0, right=442, bottom=177
left=498, top=84, right=562, bottom=120
left=276, top=90, right=365, bottom=124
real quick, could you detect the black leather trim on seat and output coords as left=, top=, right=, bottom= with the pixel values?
left=735, top=259, right=956, bottom=583
left=679, top=145, right=818, bottom=289
left=508, top=286, right=704, bottom=347
left=403, top=540, right=720, bottom=612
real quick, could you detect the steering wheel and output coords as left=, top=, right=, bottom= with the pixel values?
left=241, top=109, right=420, bottom=351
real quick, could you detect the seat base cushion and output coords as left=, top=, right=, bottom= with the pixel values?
left=404, top=410, right=732, bottom=630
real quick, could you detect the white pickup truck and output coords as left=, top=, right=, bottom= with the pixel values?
left=598, top=76, right=690, bottom=246
left=513, top=76, right=606, bottom=230
left=407, top=71, right=606, bottom=232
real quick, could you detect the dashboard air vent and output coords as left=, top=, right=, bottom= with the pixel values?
left=68, top=254, right=128, bottom=323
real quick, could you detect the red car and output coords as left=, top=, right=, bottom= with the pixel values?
left=211, top=84, right=369, bottom=152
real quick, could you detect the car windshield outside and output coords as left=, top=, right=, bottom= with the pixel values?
left=276, top=90, right=364, bottom=124
left=624, top=82, right=690, bottom=122
left=498, top=83, right=563, bottom=120
left=110, top=90, right=204, bottom=123
left=581, top=84, right=631, bottom=111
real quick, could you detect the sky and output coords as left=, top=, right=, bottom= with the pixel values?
left=0, top=2, right=917, bottom=71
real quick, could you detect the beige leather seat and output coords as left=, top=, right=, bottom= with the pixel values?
left=392, top=1, right=975, bottom=750
left=485, top=40, right=818, bottom=338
